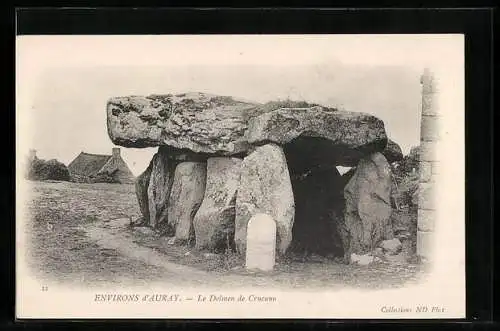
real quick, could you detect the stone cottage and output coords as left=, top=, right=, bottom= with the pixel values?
left=106, top=92, right=404, bottom=262
left=68, top=148, right=135, bottom=184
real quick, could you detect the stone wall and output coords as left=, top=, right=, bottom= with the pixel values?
left=417, top=68, right=440, bottom=261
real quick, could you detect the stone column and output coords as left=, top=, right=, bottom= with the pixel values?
left=417, top=68, right=440, bottom=261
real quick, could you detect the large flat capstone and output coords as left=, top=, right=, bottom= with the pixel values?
left=383, top=139, right=404, bottom=163
left=107, top=92, right=400, bottom=166
left=107, top=92, right=260, bottom=154
left=247, top=107, right=387, bottom=151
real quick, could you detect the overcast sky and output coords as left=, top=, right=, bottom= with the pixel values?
left=17, top=35, right=463, bottom=176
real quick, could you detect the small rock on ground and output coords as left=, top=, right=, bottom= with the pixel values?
left=379, top=238, right=402, bottom=255
left=351, top=253, right=375, bottom=266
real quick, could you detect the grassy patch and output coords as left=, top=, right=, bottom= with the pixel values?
left=24, top=181, right=166, bottom=287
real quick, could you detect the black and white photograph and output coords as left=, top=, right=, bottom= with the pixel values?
left=16, top=34, right=465, bottom=319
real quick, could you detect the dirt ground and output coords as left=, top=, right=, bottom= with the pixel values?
left=23, top=180, right=427, bottom=290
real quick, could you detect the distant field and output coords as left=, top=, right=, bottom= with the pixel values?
left=22, top=180, right=426, bottom=290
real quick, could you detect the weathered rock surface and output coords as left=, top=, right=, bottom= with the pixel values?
left=107, top=92, right=261, bottom=154
left=340, top=152, right=394, bottom=260
left=107, top=92, right=399, bottom=167
left=135, top=159, right=153, bottom=223
left=147, top=148, right=177, bottom=229
left=383, top=139, right=404, bottom=163
left=235, top=144, right=295, bottom=255
left=167, top=162, right=207, bottom=243
left=193, top=157, right=242, bottom=252
left=247, top=107, right=388, bottom=164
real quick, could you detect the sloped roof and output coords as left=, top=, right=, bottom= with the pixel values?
left=68, top=152, right=112, bottom=176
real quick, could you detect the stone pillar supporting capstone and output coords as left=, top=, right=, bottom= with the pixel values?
left=235, top=143, right=295, bottom=256
left=167, top=162, right=207, bottom=243
left=417, top=68, right=440, bottom=261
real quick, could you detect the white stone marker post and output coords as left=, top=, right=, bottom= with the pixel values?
left=245, top=213, right=277, bottom=271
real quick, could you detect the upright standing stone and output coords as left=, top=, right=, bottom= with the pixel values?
left=135, top=160, right=153, bottom=223
left=235, top=143, right=295, bottom=256
left=341, top=152, right=393, bottom=261
left=167, top=162, right=207, bottom=243
left=245, top=213, right=277, bottom=271
left=147, top=148, right=177, bottom=229
left=193, top=157, right=242, bottom=251
left=418, top=68, right=440, bottom=260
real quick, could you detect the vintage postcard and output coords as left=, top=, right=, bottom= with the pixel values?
left=16, top=34, right=465, bottom=319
